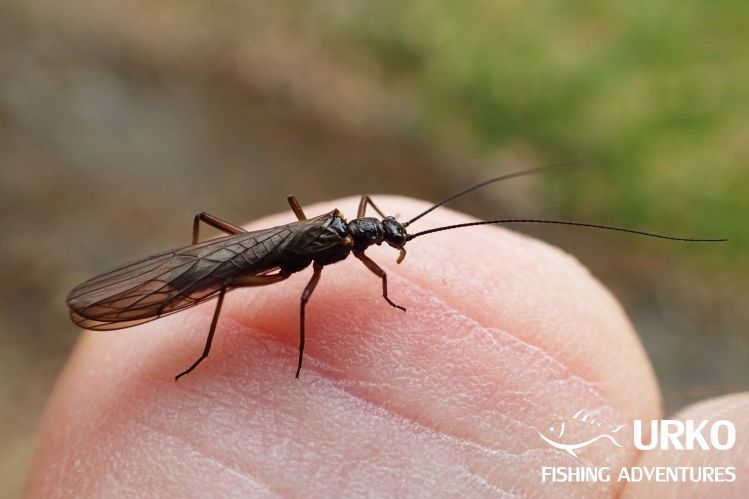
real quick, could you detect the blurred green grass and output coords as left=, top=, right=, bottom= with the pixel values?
left=286, top=0, right=748, bottom=274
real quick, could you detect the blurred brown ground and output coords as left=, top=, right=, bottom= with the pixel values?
left=1, top=2, right=746, bottom=497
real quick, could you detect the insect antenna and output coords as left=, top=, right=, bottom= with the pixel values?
left=406, top=219, right=727, bottom=242
left=402, top=161, right=579, bottom=227
left=402, top=162, right=726, bottom=243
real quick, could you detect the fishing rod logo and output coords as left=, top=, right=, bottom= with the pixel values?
left=538, top=408, right=737, bottom=484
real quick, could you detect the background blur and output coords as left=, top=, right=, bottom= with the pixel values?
left=1, top=1, right=747, bottom=495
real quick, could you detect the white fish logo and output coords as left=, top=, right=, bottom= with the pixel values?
left=537, top=409, right=626, bottom=458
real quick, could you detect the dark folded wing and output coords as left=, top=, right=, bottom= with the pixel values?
left=67, top=226, right=288, bottom=331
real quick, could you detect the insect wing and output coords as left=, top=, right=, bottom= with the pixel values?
left=67, top=226, right=287, bottom=331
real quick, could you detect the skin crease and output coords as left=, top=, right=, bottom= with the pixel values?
left=25, top=197, right=747, bottom=498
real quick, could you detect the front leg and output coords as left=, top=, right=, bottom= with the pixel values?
left=354, top=251, right=406, bottom=312
left=357, top=195, right=387, bottom=218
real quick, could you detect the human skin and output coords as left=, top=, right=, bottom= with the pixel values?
left=25, top=197, right=748, bottom=497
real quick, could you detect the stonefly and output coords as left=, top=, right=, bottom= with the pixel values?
left=66, top=165, right=725, bottom=380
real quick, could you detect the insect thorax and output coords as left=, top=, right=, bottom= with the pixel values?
left=308, top=215, right=352, bottom=266
left=348, top=217, right=384, bottom=251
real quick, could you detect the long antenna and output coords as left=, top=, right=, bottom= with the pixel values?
left=402, top=161, right=579, bottom=227
left=406, top=219, right=727, bottom=242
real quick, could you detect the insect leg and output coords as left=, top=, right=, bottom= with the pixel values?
left=287, top=196, right=307, bottom=221
left=193, top=212, right=246, bottom=244
left=354, top=252, right=406, bottom=312
left=175, top=272, right=291, bottom=381
left=357, top=195, right=387, bottom=218
left=175, top=287, right=227, bottom=381
left=297, top=263, right=323, bottom=378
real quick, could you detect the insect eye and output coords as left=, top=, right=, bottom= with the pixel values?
left=382, top=217, right=407, bottom=248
